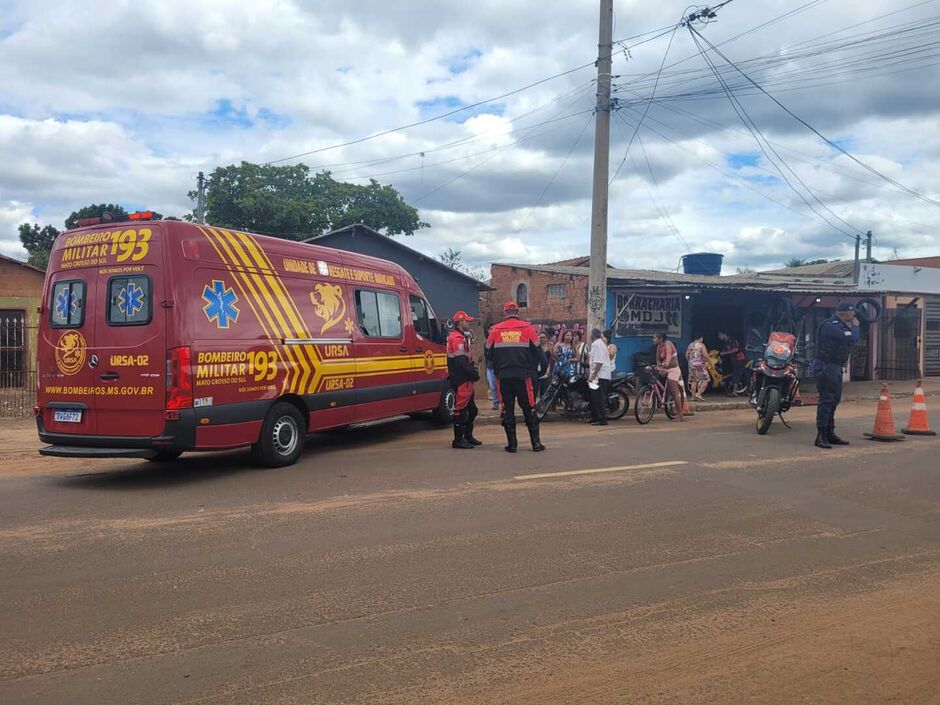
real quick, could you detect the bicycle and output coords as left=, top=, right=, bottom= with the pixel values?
left=634, top=366, right=682, bottom=424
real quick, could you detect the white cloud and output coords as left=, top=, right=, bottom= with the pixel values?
left=0, top=202, right=34, bottom=259
left=0, top=0, right=937, bottom=272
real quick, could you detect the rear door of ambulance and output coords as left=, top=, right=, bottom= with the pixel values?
left=93, top=224, right=166, bottom=437
left=40, top=265, right=100, bottom=435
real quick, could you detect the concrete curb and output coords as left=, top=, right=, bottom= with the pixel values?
left=471, top=388, right=940, bottom=426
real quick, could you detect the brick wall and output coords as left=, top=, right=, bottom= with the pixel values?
left=481, top=264, right=588, bottom=329
left=0, top=259, right=44, bottom=299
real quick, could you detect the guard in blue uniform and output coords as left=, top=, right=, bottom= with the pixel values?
left=811, top=302, right=860, bottom=449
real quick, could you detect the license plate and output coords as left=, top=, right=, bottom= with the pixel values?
left=53, top=410, right=82, bottom=423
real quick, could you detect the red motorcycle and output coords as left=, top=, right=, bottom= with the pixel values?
left=749, top=332, right=807, bottom=435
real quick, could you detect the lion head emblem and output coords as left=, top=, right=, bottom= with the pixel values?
left=55, top=329, right=87, bottom=376
left=309, top=283, right=347, bottom=334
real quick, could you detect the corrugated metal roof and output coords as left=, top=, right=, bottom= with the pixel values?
left=306, top=224, right=492, bottom=290
left=761, top=260, right=855, bottom=278
left=493, top=262, right=871, bottom=294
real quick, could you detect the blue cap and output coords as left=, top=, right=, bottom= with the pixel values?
left=836, top=301, right=855, bottom=312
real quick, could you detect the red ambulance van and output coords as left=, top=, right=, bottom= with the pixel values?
left=35, top=217, right=455, bottom=467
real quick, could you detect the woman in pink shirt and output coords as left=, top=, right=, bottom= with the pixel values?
left=653, top=331, right=684, bottom=422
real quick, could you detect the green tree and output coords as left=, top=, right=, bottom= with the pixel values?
left=64, top=203, right=129, bottom=230
left=437, top=247, right=486, bottom=281
left=17, top=223, right=60, bottom=270
left=785, top=257, right=829, bottom=268
left=195, top=162, right=427, bottom=239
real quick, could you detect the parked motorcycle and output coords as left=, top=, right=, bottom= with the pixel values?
left=535, top=368, right=633, bottom=421
left=704, top=349, right=750, bottom=397
left=748, top=332, right=807, bottom=434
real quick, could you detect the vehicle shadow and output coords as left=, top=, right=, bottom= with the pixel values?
left=46, top=419, right=442, bottom=491
left=47, top=449, right=255, bottom=491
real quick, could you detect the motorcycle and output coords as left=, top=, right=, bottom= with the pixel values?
left=704, top=349, right=750, bottom=397
left=535, top=367, right=633, bottom=422
left=748, top=332, right=807, bottom=434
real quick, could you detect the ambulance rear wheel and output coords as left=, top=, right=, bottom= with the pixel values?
left=431, top=388, right=456, bottom=427
left=253, top=402, right=305, bottom=468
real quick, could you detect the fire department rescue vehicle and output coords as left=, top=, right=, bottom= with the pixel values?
left=35, top=215, right=454, bottom=467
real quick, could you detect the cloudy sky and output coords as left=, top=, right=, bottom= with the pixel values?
left=1, top=0, right=938, bottom=273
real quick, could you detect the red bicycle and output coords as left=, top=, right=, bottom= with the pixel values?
left=634, top=366, right=679, bottom=424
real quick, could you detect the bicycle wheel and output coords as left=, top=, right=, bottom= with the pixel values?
left=664, top=389, right=678, bottom=419
left=634, top=385, right=656, bottom=424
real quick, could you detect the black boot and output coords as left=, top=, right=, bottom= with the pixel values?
left=503, top=423, right=517, bottom=453
left=527, top=421, right=546, bottom=452
left=452, top=423, right=473, bottom=449
left=464, top=421, right=482, bottom=446
left=814, top=431, right=832, bottom=449
left=827, top=429, right=849, bottom=445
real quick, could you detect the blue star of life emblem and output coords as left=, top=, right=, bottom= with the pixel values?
left=202, top=279, right=239, bottom=329
left=55, top=289, right=77, bottom=321
left=117, top=282, right=145, bottom=317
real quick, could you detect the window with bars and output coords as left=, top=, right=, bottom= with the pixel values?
left=547, top=284, right=566, bottom=298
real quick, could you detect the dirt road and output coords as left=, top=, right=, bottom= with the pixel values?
left=1, top=403, right=939, bottom=704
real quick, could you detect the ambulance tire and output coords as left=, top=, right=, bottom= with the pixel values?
left=431, top=388, right=456, bottom=427
left=252, top=402, right=306, bottom=468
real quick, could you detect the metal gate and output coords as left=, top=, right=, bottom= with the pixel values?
left=926, top=296, right=940, bottom=377
left=0, top=311, right=37, bottom=417
left=877, top=306, right=921, bottom=380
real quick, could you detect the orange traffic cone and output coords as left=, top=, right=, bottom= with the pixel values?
left=682, top=391, right=694, bottom=417
left=902, top=379, right=936, bottom=436
left=864, top=383, right=905, bottom=442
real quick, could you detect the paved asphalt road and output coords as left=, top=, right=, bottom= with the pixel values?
left=2, top=402, right=939, bottom=704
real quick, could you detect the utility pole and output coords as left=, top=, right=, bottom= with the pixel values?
left=853, top=233, right=861, bottom=282
left=588, top=0, right=613, bottom=334
left=865, top=230, right=873, bottom=263
left=195, top=171, right=206, bottom=225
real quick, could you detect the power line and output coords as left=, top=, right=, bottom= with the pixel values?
left=263, top=62, right=597, bottom=165
left=609, top=25, right=678, bottom=184
left=515, top=112, right=594, bottom=235
left=301, top=80, right=597, bottom=173
left=687, top=26, right=861, bottom=240
left=689, top=24, right=940, bottom=208
left=411, top=79, right=598, bottom=205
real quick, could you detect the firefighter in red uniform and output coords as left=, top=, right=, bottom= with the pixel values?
left=485, top=301, right=546, bottom=453
left=447, top=311, right=481, bottom=449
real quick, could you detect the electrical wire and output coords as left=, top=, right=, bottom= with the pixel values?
left=263, top=62, right=597, bottom=165
left=609, top=25, right=678, bottom=184
left=300, top=80, right=597, bottom=174
left=687, top=26, right=861, bottom=240
left=411, top=79, right=599, bottom=204
left=689, top=24, right=940, bottom=208
left=515, top=112, right=594, bottom=235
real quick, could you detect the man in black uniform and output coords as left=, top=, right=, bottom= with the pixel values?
left=811, top=301, right=860, bottom=449
left=485, top=301, right=545, bottom=453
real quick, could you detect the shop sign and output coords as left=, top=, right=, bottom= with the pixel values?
left=614, top=293, right=681, bottom=337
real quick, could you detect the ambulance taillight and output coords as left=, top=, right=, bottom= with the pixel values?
left=166, top=346, right=193, bottom=410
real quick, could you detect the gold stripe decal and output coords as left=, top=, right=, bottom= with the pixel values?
left=196, top=228, right=446, bottom=397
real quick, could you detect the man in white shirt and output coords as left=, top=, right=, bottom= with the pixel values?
left=588, top=328, right=611, bottom=425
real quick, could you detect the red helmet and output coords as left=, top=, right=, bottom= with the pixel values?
left=452, top=310, right=474, bottom=323
left=503, top=301, right=520, bottom=313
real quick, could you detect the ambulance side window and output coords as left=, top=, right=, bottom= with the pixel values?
left=355, top=289, right=402, bottom=338
left=107, top=275, right=152, bottom=326
left=410, top=295, right=431, bottom=339
left=50, top=280, right=85, bottom=328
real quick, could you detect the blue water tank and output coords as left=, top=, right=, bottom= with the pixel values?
left=681, top=252, right=723, bottom=276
